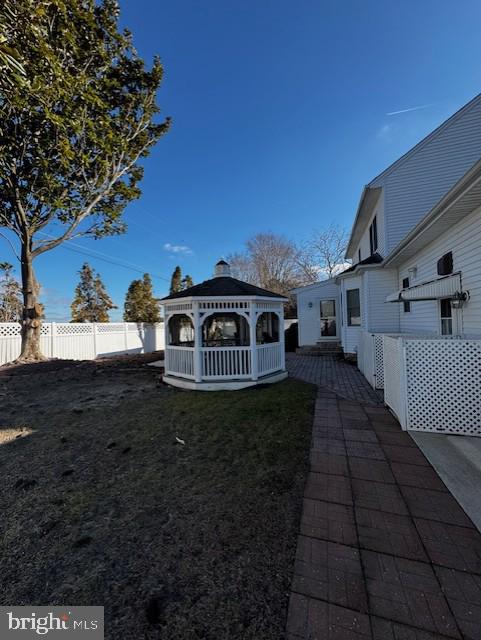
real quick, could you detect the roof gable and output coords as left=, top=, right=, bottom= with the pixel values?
left=369, top=93, right=481, bottom=186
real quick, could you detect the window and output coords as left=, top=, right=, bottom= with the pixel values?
left=358, top=249, right=362, bottom=263
left=402, top=277, right=411, bottom=313
left=369, top=215, right=378, bottom=255
left=320, top=300, right=337, bottom=337
left=440, top=298, right=453, bottom=335
left=437, top=251, right=453, bottom=276
left=346, top=289, right=361, bottom=326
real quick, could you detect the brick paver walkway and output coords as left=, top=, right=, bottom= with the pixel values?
left=286, top=356, right=481, bottom=640
left=286, top=353, right=383, bottom=405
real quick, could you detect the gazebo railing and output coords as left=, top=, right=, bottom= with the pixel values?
left=165, top=342, right=284, bottom=382
left=165, top=346, right=195, bottom=379
left=201, top=346, right=251, bottom=379
left=258, top=342, right=282, bottom=376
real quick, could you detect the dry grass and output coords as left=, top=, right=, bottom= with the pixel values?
left=0, top=354, right=315, bottom=639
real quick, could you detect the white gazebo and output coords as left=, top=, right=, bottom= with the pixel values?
left=160, top=260, right=288, bottom=390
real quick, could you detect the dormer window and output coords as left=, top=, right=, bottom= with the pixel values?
left=369, top=215, right=378, bottom=255
left=437, top=252, right=453, bottom=276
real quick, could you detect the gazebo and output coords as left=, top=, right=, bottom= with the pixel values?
left=160, top=260, right=288, bottom=390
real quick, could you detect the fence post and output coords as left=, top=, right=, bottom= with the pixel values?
left=93, top=323, right=98, bottom=358
left=51, top=322, right=56, bottom=358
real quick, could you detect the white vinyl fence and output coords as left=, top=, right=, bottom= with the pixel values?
left=0, top=322, right=165, bottom=366
left=383, top=335, right=481, bottom=436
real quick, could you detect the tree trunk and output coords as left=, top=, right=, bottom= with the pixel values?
left=18, top=248, right=45, bottom=362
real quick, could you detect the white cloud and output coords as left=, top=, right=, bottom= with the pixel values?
left=163, top=243, right=192, bottom=255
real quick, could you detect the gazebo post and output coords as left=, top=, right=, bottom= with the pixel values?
left=249, top=306, right=258, bottom=381
left=278, top=307, right=286, bottom=371
left=193, top=302, right=202, bottom=383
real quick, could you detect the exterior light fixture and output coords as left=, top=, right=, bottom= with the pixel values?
left=308, top=302, right=313, bottom=309
left=451, top=291, right=469, bottom=309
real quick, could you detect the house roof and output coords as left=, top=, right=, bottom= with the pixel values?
left=383, top=156, right=481, bottom=267
left=345, top=93, right=481, bottom=259
left=345, top=187, right=382, bottom=259
left=336, top=252, right=383, bottom=277
left=161, top=276, right=287, bottom=301
left=368, top=93, right=481, bottom=187
left=290, top=277, right=338, bottom=294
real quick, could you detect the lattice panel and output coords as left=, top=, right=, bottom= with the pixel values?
left=374, top=335, right=384, bottom=389
left=56, top=323, right=93, bottom=335
left=383, top=336, right=406, bottom=428
left=96, top=323, right=125, bottom=333
left=405, top=340, right=481, bottom=435
left=0, top=323, right=21, bottom=336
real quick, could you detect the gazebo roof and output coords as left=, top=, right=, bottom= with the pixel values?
left=161, top=276, right=287, bottom=301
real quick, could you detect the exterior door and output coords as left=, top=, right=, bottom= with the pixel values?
left=320, top=300, right=337, bottom=338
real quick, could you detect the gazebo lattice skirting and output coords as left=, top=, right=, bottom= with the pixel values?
left=160, top=261, right=287, bottom=390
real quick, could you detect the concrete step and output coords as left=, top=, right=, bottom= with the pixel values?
left=296, top=343, right=343, bottom=357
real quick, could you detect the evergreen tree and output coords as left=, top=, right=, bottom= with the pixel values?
left=124, top=273, right=160, bottom=322
left=0, top=0, right=170, bottom=360
left=170, top=266, right=182, bottom=294
left=181, top=275, right=194, bottom=290
left=0, top=262, right=22, bottom=322
left=71, top=263, right=116, bottom=322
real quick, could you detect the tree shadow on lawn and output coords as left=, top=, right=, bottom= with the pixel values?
left=0, top=361, right=316, bottom=640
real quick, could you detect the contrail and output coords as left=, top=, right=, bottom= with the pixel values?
left=387, top=104, right=433, bottom=116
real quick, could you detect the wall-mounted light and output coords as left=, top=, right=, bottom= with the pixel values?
left=451, top=291, right=469, bottom=309
left=308, top=302, right=313, bottom=309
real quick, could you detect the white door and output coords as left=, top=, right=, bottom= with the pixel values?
left=320, top=300, right=337, bottom=338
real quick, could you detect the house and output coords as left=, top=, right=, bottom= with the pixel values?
left=293, top=94, right=481, bottom=434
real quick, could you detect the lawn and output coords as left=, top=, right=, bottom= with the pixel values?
left=0, top=355, right=316, bottom=639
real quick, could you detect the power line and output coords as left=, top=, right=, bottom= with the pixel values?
left=36, top=232, right=171, bottom=283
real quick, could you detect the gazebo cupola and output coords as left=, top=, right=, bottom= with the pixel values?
left=160, top=260, right=288, bottom=390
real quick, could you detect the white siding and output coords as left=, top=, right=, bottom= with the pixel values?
left=376, top=96, right=481, bottom=253
left=340, top=275, right=362, bottom=354
left=296, top=280, right=340, bottom=346
left=363, top=269, right=400, bottom=333
left=397, top=203, right=481, bottom=336
left=352, top=194, right=386, bottom=262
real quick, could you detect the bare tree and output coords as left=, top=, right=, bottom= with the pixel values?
left=228, top=233, right=308, bottom=297
left=304, top=225, right=350, bottom=280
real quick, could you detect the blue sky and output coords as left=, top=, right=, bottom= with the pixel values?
left=4, top=0, right=481, bottom=320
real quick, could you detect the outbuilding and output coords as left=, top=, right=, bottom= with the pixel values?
left=160, top=260, right=287, bottom=390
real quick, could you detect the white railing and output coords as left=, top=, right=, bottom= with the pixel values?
left=201, top=346, right=251, bottom=379
left=0, top=322, right=165, bottom=365
left=258, top=342, right=283, bottom=376
left=383, top=335, right=481, bottom=436
left=165, top=346, right=195, bottom=379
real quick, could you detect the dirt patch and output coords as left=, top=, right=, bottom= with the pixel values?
left=0, top=354, right=315, bottom=639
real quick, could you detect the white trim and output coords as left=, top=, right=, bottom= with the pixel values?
left=162, top=370, right=288, bottom=391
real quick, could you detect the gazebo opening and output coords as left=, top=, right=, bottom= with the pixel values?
left=202, top=312, right=250, bottom=347
left=168, top=314, right=194, bottom=346
left=256, top=312, right=279, bottom=344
